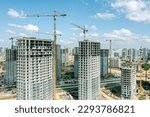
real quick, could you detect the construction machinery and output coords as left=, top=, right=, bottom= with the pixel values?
left=36, top=32, right=62, bottom=38
left=9, top=37, right=14, bottom=49
left=72, top=23, right=88, bottom=40
left=9, top=36, right=23, bottom=49
left=27, top=11, right=67, bottom=100
left=106, top=39, right=120, bottom=75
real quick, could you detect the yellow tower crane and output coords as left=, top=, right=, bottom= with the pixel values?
left=72, top=23, right=88, bottom=40
left=36, top=32, right=62, bottom=38
left=27, top=11, right=67, bottom=100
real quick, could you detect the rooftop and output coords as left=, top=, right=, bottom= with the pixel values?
left=79, top=39, right=100, bottom=43
left=17, top=37, right=52, bottom=42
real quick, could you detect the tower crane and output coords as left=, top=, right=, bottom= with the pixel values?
left=36, top=32, right=62, bottom=38
left=27, top=11, right=67, bottom=100
left=106, top=39, right=120, bottom=75
left=72, top=23, right=88, bottom=40
left=9, top=37, right=14, bottom=49
left=9, top=36, right=23, bottom=49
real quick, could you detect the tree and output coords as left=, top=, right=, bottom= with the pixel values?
left=141, top=63, right=150, bottom=81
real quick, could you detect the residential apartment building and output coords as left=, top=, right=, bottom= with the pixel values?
left=121, top=64, right=136, bottom=100
left=100, top=49, right=109, bottom=78
left=78, top=40, right=100, bottom=100
left=16, top=37, right=53, bottom=100
left=73, top=47, right=78, bottom=79
left=56, top=45, right=62, bottom=81
left=111, top=57, right=121, bottom=68
left=4, top=48, right=17, bottom=86
left=61, top=48, right=74, bottom=66
left=122, top=48, right=128, bottom=60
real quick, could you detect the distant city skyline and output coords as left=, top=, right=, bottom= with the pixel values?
left=0, top=0, right=150, bottom=48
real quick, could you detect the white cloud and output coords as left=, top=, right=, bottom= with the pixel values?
left=19, top=33, right=28, bottom=37
left=79, top=33, right=84, bottom=37
left=0, top=39, right=5, bottom=42
left=67, top=40, right=74, bottom=44
left=103, top=28, right=150, bottom=43
left=70, top=37, right=76, bottom=40
left=56, top=30, right=63, bottom=35
left=82, top=0, right=88, bottom=6
left=8, top=9, right=26, bottom=18
left=112, top=0, right=150, bottom=23
left=91, top=25, right=97, bottom=31
left=90, top=32, right=99, bottom=37
left=95, top=0, right=99, bottom=3
left=8, top=23, right=39, bottom=32
left=72, top=33, right=76, bottom=36
left=60, top=39, right=65, bottom=43
left=142, top=36, right=150, bottom=43
left=71, top=27, right=79, bottom=30
left=92, top=12, right=115, bottom=19
left=24, top=24, right=39, bottom=32
left=59, top=39, right=73, bottom=44
left=8, top=23, right=22, bottom=28
left=6, top=29, right=16, bottom=34
left=80, top=32, right=99, bottom=37
left=84, top=24, right=88, bottom=28
left=103, top=28, right=137, bottom=40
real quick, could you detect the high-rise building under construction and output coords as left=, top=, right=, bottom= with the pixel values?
left=16, top=37, right=53, bottom=100
left=78, top=40, right=101, bottom=100
left=4, top=48, right=17, bottom=86
left=121, top=64, right=136, bottom=100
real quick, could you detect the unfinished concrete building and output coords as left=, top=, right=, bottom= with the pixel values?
left=121, top=64, right=136, bottom=100
left=100, top=49, right=109, bottom=78
left=78, top=40, right=101, bottom=100
left=16, top=37, right=53, bottom=100
left=4, top=48, right=17, bottom=86
left=56, top=44, right=62, bottom=81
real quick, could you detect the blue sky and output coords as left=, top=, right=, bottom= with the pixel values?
left=0, top=0, right=150, bottom=49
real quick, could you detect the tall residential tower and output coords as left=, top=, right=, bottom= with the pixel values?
left=16, top=37, right=53, bottom=100
left=4, top=48, right=17, bottom=86
left=56, top=45, right=62, bottom=81
left=100, top=49, right=109, bottom=78
left=73, top=47, right=79, bottom=79
left=78, top=40, right=101, bottom=100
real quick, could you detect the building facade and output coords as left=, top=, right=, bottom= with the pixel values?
left=142, top=48, right=148, bottom=61
left=111, top=57, right=121, bottom=68
left=121, top=65, right=136, bottom=100
left=128, top=48, right=138, bottom=62
left=73, top=47, right=78, bottom=79
left=16, top=37, right=53, bottom=100
left=4, top=48, right=17, bottom=86
left=122, top=48, right=128, bottom=60
left=100, top=49, right=109, bottom=78
left=78, top=40, right=101, bottom=100
left=56, top=45, right=62, bottom=81
left=61, top=48, right=74, bottom=66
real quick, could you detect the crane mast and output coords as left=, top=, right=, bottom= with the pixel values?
left=106, top=39, right=120, bottom=75
left=9, top=37, right=14, bottom=49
